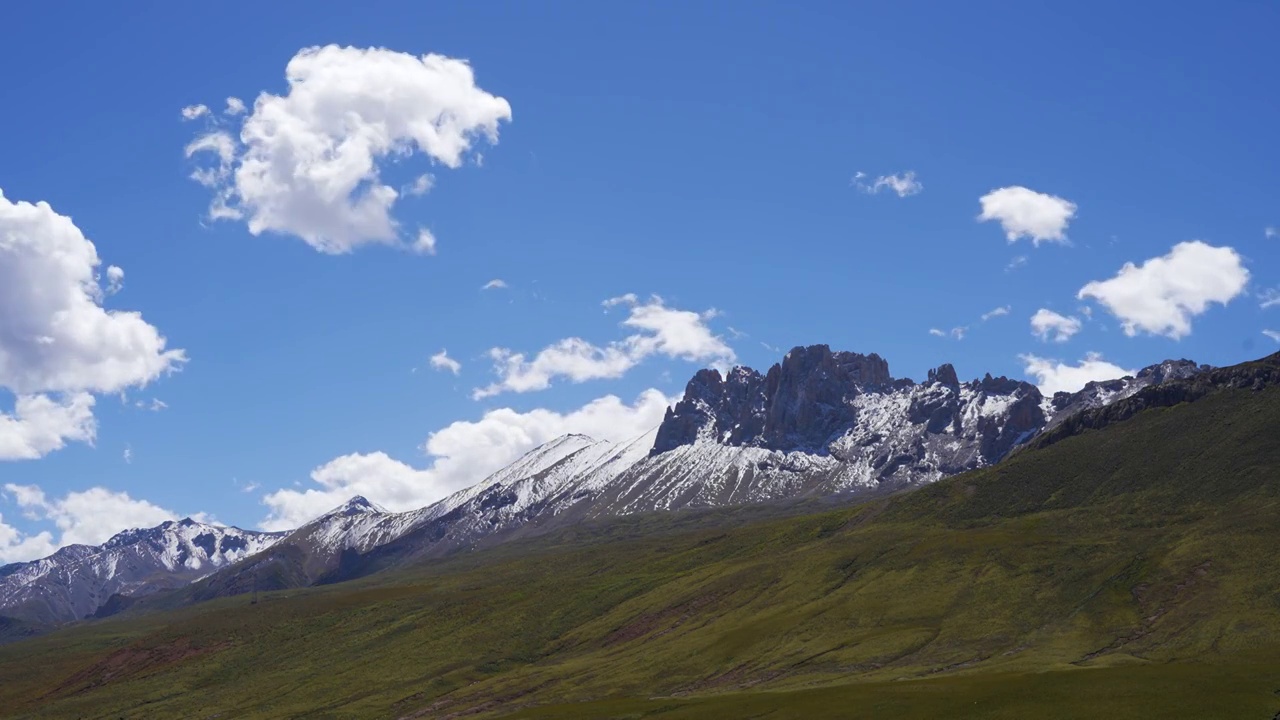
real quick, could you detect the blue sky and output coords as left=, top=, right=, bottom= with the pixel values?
left=1, top=1, right=1277, bottom=560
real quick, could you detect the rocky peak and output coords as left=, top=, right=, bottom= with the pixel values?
left=928, top=364, right=960, bottom=387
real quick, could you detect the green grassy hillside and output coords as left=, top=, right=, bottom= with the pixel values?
left=2, top=381, right=1279, bottom=719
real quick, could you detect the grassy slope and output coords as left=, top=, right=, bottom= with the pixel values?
left=1, top=386, right=1279, bottom=719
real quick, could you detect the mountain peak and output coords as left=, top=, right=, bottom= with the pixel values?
left=328, top=495, right=385, bottom=517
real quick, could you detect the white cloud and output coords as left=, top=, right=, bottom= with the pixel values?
left=0, top=190, right=185, bottom=459
left=224, top=96, right=246, bottom=116
left=1005, top=255, right=1029, bottom=273
left=853, top=170, right=922, bottom=197
left=474, top=295, right=735, bottom=399
left=406, top=174, right=435, bottom=197
left=1020, top=352, right=1134, bottom=396
left=981, top=305, right=1011, bottom=321
left=978, top=186, right=1077, bottom=245
left=181, top=104, right=210, bottom=121
left=1264, top=330, right=1280, bottom=343
left=1266, top=227, right=1278, bottom=239
left=259, top=389, right=673, bottom=530
left=122, top=444, right=133, bottom=464
left=1, top=483, right=183, bottom=561
left=429, top=349, right=461, bottom=375
left=104, top=265, right=124, bottom=295
left=413, top=228, right=438, bottom=256
left=185, top=44, right=512, bottom=254
left=481, top=279, right=508, bottom=291
left=0, top=393, right=97, bottom=461
left=1030, top=308, right=1082, bottom=343
left=951, top=326, right=968, bottom=340
left=1259, top=287, right=1280, bottom=310
left=928, top=328, right=946, bottom=337
left=1077, top=241, right=1250, bottom=339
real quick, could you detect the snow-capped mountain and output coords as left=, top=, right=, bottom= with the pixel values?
left=2, top=346, right=1212, bottom=617
left=208, top=346, right=1209, bottom=590
left=0, top=519, right=283, bottom=625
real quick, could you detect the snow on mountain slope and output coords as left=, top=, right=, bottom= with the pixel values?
left=0, top=520, right=283, bottom=624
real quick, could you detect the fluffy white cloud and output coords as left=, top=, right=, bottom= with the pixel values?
left=181, top=104, right=210, bottom=121
left=978, top=186, right=1077, bottom=245
left=0, top=393, right=96, bottom=461
left=185, top=45, right=512, bottom=254
left=1030, top=308, right=1082, bottom=343
left=1264, top=330, right=1280, bottom=343
left=481, top=278, right=507, bottom=290
left=259, top=389, right=674, bottom=530
left=981, top=305, right=1011, bottom=321
left=1, top=483, right=184, bottom=561
left=224, top=96, right=246, bottom=116
left=928, top=328, right=945, bottom=337
left=853, top=171, right=922, bottom=197
left=0, top=190, right=185, bottom=459
left=429, top=349, right=461, bottom=375
left=1077, top=241, right=1249, bottom=339
left=474, top=295, right=734, bottom=399
left=104, top=265, right=124, bottom=295
left=1020, top=352, right=1134, bottom=396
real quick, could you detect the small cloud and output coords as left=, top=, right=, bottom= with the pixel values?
left=122, top=445, right=133, bottom=464
left=1259, top=287, right=1280, bottom=310
left=481, top=279, right=508, bottom=291
left=104, top=265, right=125, bottom=295
left=430, top=349, right=462, bottom=375
left=602, top=293, right=639, bottom=309
left=928, top=328, right=946, bottom=337
left=406, top=174, right=435, bottom=197
left=224, top=97, right=246, bottom=116
left=134, top=398, right=168, bottom=411
left=1264, top=330, right=1280, bottom=343
left=1030, top=308, right=1083, bottom=343
left=1266, top=227, right=1278, bottom=239
left=981, top=305, right=1011, bottom=322
left=242, top=481, right=260, bottom=493
left=1005, top=255, right=1029, bottom=273
left=760, top=341, right=781, bottom=353
left=726, top=326, right=748, bottom=339
left=978, top=186, right=1077, bottom=246
left=853, top=170, right=922, bottom=197
left=181, top=104, right=210, bottom=121
left=413, top=228, right=437, bottom=256
left=951, top=326, right=968, bottom=340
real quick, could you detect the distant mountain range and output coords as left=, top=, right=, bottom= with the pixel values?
left=0, top=345, right=1210, bottom=626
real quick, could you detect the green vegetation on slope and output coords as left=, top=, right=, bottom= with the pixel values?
left=1, top=384, right=1279, bottom=719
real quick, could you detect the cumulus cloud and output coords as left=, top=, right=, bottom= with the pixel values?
left=1020, top=352, right=1134, bottom=396
left=481, top=279, right=508, bottom=290
left=852, top=171, right=922, bottom=197
left=1030, top=309, right=1082, bottom=343
left=978, top=186, right=1077, bottom=245
left=104, top=265, right=124, bottom=295
left=981, top=305, right=1011, bottom=321
left=181, top=104, right=210, bottom=121
left=185, top=44, right=512, bottom=254
left=259, top=389, right=674, bottom=530
left=1, top=483, right=185, bottom=562
left=429, top=349, right=461, bottom=375
left=0, top=190, right=185, bottom=459
left=474, top=295, right=734, bottom=399
left=224, top=96, right=246, bottom=116
left=1077, top=241, right=1249, bottom=339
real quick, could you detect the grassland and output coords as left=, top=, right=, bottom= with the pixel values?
left=1, top=385, right=1279, bottom=718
